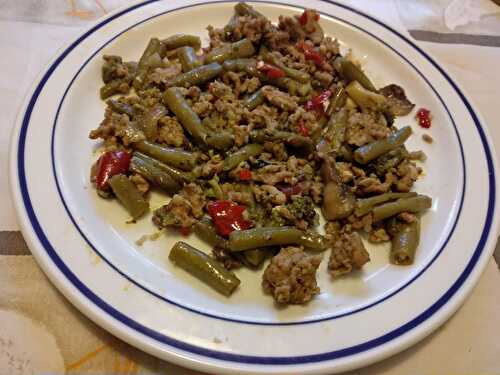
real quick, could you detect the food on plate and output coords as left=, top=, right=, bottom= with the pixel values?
left=89, top=3, right=432, bottom=304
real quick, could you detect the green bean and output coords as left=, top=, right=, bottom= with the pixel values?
left=134, top=38, right=162, bottom=89
left=250, top=130, right=313, bottom=153
left=386, top=217, right=403, bottom=237
left=272, top=77, right=311, bottom=96
left=228, top=227, right=324, bottom=252
left=129, top=155, right=181, bottom=193
left=235, top=2, right=265, bottom=18
left=137, top=104, right=166, bottom=141
left=242, top=248, right=267, bottom=267
left=206, top=132, right=234, bottom=151
left=243, top=89, right=264, bottom=110
left=355, top=192, right=418, bottom=217
left=207, top=176, right=225, bottom=200
left=263, top=53, right=310, bottom=83
left=107, top=99, right=135, bottom=117
left=205, top=39, right=256, bottom=64
left=326, top=86, right=347, bottom=116
left=346, top=81, right=387, bottom=111
left=169, top=241, right=240, bottom=296
left=142, top=52, right=163, bottom=69
left=321, top=159, right=355, bottom=220
left=372, top=195, right=432, bottom=222
left=193, top=218, right=229, bottom=250
left=133, top=152, right=194, bottom=184
left=325, top=108, right=347, bottom=153
left=354, top=126, right=412, bottom=164
left=340, top=58, right=376, bottom=91
left=390, top=220, right=420, bottom=265
left=178, top=46, right=202, bottom=72
left=163, top=87, right=208, bottom=146
left=108, top=174, right=149, bottom=220
left=100, top=81, right=126, bottom=99
left=134, top=140, right=196, bottom=171
left=222, top=58, right=256, bottom=72
left=170, top=63, right=223, bottom=88
left=223, top=143, right=263, bottom=171
left=162, top=34, right=201, bottom=50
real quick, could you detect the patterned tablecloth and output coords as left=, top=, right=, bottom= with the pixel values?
left=1, top=1, right=499, bottom=374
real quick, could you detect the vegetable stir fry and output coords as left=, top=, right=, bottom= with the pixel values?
left=89, top=3, right=432, bottom=305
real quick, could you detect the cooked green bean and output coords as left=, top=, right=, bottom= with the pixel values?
left=133, top=152, right=194, bottom=184
left=129, top=155, right=181, bottom=193
left=170, top=63, right=223, bottom=88
left=321, top=159, right=355, bottom=220
left=326, top=86, right=347, bottom=116
left=346, top=81, right=387, bottom=111
left=354, top=126, right=412, bottom=164
left=162, top=34, right=201, bottom=50
left=134, top=38, right=162, bottom=89
left=325, top=108, right=347, bottom=153
left=340, top=58, right=376, bottom=91
left=243, top=89, right=264, bottom=110
left=137, top=105, right=166, bottom=141
left=322, top=180, right=356, bottom=220
left=108, top=174, right=149, bottom=219
left=229, top=227, right=302, bottom=251
left=272, top=77, right=311, bottom=96
left=235, top=2, right=265, bottom=18
left=372, top=195, right=432, bottom=222
left=207, top=176, right=225, bottom=200
left=206, top=132, right=234, bottom=151
left=169, top=241, right=240, bottom=296
left=193, top=218, right=229, bottom=250
left=178, top=46, right=202, bottom=72
left=390, top=220, right=420, bottom=265
left=265, top=54, right=310, bottom=83
left=163, top=87, right=208, bottom=146
left=134, top=140, right=196, bottom=171
left=222, top=58, right=256, bottom=72
left=205, top=39, right=256, bottom=64
left=242, top=248, right=267, bottom=267
left=223, top=143, right=263, bottom=171
left=228, top=227, right=324, bottom=252
left=250, top=130, right=313, bottom=154
left=355, top=192, right=417, bottom=217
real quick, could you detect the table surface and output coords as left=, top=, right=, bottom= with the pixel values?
left=1, top=0, right=500, bottom=374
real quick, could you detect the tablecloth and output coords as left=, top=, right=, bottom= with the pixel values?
left=1, top=1, right=499, bottom=374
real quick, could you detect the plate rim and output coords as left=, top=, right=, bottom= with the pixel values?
left=9, top=0, right=500, bottom=373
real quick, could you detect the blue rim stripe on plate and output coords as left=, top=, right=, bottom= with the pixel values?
left=16, top=0, right=495, bottom=365
left=49, top=0, right=466, bottom=326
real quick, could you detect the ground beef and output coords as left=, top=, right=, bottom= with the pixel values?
left=149, top=63, right=182, bottom=85
left=253, top=184, right=287, bottom=206
left=314, top=70, right=333, bottom=87
left=262, top=246, right=322, bottom=304
left=201, top=154, right=224, bottom=178
left=328, top=232, right=370, bottom=277
left=261, top=86, right=298, bottom=111
left=228, top=15, right=272, bottom=42
left=245, top=104, right=280, bottom=130
left=277, top=15, right=306, bottom=42
left=233, top=125, right=250, bottom=147
left=157, top=116, right=185, bottom=147
left=240, top=77, right=261, bottom=93
left=356, top=173, right=395, bottom=196
left=254, top=163, right=295, bottom=185
left=395, top=161, right=420, bottom=192
left=345, top=111, right=391, bottom=146
left=397, top=212, right=417, bottom=223
left=263, top=141, right=288, bottom=161
left=89, top=110, right=145, bottom=146
left=368, top=228, right=390, bottom=243
left=180, top=183, right=206, bottom=218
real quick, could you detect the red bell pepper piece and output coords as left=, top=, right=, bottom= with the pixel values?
left=239, top=168, right=252, bottom=181
left=298, top=121, right=309, bottom=136
left=259, top=63, right=285, bottom=79
left=416, top=108, right=432, bottom=129
left=95, top=150, right=131, bottom=190
left=304, top=90, right=331, bottom=112
left=276, top=183, right=302, bottom=198
left=207, top=200, right=253, bottom=237
left=298, top=10, right=320, bottom=26
left=297, top=42, right=324, bottom=66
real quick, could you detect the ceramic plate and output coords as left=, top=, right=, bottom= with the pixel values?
left=10, top=1, right=499, bottom=374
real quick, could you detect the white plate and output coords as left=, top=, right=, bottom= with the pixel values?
left=9, top=1, right=500, bottom=374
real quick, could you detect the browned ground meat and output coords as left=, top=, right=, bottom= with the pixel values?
left=262, top=246, right=322, bottom=304
left=346, top=111, right=391, bottom=146
left=261, top=86, right=298, bottom=111
left=89, top=109, right=145, bottom=146
left=328, top=232, right=370, bottom=277
left=157, top=116, right=185, bottom=147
